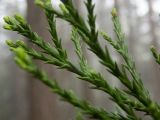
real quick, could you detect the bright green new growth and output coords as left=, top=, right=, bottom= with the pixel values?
left=3, top=0, right=160, bottom=120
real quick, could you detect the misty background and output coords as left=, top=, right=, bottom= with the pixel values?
left=0, top=0, right=160, bottom=120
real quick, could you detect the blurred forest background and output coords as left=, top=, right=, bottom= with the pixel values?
left=0, top=0, right=160, bottom=120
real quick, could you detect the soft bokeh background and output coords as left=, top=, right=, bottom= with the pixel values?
left=0, top=0, right=160, bottom=120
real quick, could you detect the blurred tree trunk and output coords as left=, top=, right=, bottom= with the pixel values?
left=147, top=0, right=160, bottom=101
left=27, top=1, right=57, bottom=120
left=126, top=0, right=138, bottom=58
left=148, top=0, right=158, bottom=47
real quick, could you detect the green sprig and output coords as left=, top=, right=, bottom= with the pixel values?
left=4, top=0, right=160, bottom=120
left=8, top=45, right=129, bottom=120
left=151, top=46, right=160, bottom=65
left=101, top=8, right=160, bottom=119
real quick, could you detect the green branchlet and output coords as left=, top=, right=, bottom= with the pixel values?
left=76, top=112, right=84, bottom=120
left=4, top=0, right=160, bottom=120
left=102, top=8, right=160, bottom=119
left=151, top=46, right=160, bottom=64
left=7, top=44, right=127, bottom=120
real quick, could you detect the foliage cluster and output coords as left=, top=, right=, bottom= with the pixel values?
left=3, top=0, right=160, bottom=120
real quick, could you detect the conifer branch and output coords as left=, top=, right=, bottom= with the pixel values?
left=7, top=44, right=131, bottom=120
left=3, top=11, right=143, bottom=118
left=5, top=35, right=142, bottom=120
left=4, top=1, right=141, bottom=119
left=101, top=8, right=160, bottom=120
left=3, top=0, right=160, bottom=120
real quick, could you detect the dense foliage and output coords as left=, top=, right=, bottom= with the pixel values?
left=3, top=0, right=160, bottom=119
